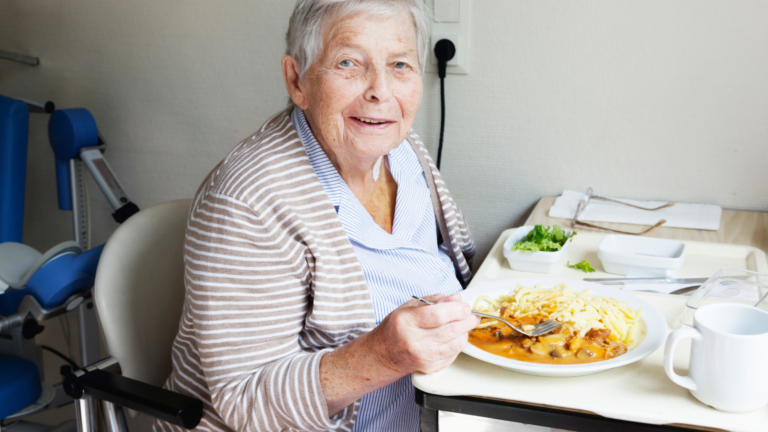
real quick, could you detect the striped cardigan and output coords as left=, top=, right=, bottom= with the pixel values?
left=155, top=110, right=475, bottom=432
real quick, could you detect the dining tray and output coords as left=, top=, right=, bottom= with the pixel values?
left=411, top=230, right=768, bottom=432
left=412, top=291, right=765, bottom=432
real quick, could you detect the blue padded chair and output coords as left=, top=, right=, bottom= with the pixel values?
left=0, top=356, right=42, bottom=420
left=0, top=96, right=103, bottom=429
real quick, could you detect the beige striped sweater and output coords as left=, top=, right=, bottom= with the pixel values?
left=154, top=110, right=475, bottom=432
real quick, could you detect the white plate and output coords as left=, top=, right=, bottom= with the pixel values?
left=461, top=278, right=667, bottom=377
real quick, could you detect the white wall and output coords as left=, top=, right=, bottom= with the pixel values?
left=2, top=0, right=767, bottom=264
left=2, top=0, right=767, bottom=428
left=432, top=0, right=768, bottom=259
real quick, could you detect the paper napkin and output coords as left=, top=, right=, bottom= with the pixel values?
left=549, top=190, right=722, bottom=231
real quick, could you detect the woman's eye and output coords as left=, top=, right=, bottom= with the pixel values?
left=339, top=60, right=353, bottom=68
left=394, top=62, right=407, bottom=70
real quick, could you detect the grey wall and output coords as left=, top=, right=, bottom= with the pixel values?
left=2, top=1, right=767, bottom=265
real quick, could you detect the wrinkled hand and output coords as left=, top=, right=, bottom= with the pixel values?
left=369, top=293, right=480, bottom=375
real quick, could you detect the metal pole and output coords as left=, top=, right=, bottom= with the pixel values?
left=102, top=401, right=129, bottom=432
left=0, top=314, right=22, bottom=332
left=0, top=50, right=39, bottom=66
left=75, top=396, right=98, bottom=432
left=78, top=300, right=101, bottom=367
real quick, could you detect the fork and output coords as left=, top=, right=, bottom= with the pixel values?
left=411, top=296, right=564, bottom=337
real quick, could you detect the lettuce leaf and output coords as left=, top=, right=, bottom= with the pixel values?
left=512, top=225, right=575, bottom=252
left=567, top=260, right=596, bottom=273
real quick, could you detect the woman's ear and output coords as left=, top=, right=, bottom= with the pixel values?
left=282, top=56, right=309, bottom=109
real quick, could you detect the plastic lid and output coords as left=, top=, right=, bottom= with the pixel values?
left=681, top=267, right=768, bottom=327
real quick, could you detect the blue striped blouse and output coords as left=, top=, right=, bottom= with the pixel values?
left=291, top=108, right=463, bottom=432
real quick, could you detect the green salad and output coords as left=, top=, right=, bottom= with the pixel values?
left=512, top=225, right=575, bottom=252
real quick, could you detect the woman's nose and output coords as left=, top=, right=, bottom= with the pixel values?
left=363, top=65, right=393, bottom=103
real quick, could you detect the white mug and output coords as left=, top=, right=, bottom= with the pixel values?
left=664, top=303, right=768, bottom=412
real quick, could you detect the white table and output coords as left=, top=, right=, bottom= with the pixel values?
left=412, top=230, right=768, bottom=432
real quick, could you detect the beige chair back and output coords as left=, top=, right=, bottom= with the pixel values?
left=94, top=199, right=191, bottom=387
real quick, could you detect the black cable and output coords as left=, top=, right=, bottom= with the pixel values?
left=437, top=76, right=446, bottom=170
left=41, top=345, right=80, bottom=370
left=434, top=39, right=456, bottom=171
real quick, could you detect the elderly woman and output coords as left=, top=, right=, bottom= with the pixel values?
left=156, top=1, right=477, bottom=431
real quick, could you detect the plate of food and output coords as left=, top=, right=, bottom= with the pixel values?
left=461, top=278, right=667, bottom=377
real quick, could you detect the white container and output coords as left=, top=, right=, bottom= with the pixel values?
left=597, top=235, right=686, bottom=277
left=503, top=226, right=573, bottom=274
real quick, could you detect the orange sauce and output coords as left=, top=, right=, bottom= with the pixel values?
left=468, top=315, right=627, bottom=365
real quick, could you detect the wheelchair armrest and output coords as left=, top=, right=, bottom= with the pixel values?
left=65, top=360, right=202, bottom=429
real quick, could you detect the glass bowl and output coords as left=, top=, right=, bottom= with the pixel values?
left=681, top=268, right=768, bottom=327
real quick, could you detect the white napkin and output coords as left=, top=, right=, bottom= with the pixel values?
left=549, top=190, right=722, bottom=231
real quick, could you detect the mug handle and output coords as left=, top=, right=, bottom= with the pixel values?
left=663, top=327, right=702, bottom=391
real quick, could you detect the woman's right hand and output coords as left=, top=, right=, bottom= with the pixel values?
left=367, top=293, right=480, bottom=375
left=319, top=293, right=479, bottom=416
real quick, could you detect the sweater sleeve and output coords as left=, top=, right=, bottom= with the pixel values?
left=405, top=130, right=476, bottom=283
left=452, top=206, right=476, bottom=267
left=185, top=191, right=355, bottom=431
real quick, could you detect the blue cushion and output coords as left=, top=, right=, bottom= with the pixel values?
left=0, top=288, right=27, bottom=317
left=26, top=244, right=103, bottom=309
left=0, top=95, right=30, bottom=243
left=0, top=245, right=103, bottom=314
left=0, top=356, right=42, bottom=419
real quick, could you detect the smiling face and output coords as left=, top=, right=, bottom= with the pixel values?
left=289, top=11, right=423, bottom=171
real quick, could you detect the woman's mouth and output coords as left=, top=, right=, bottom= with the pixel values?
left=351, top=116, right=394, bottom=126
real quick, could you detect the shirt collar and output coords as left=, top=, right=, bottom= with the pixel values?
left=291, top=107, right=344, bottom=208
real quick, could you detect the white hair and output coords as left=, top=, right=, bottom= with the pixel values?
left=286, top=0, right=430, bottom=80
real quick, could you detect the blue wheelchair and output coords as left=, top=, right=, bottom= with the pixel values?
left=0, top=96, right=139, bottom=430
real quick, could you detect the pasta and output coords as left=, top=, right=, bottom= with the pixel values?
left=472, top=283, right=642, bottom=346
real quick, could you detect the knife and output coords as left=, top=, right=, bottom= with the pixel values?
left=583, top=277, right=709, bottom=285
